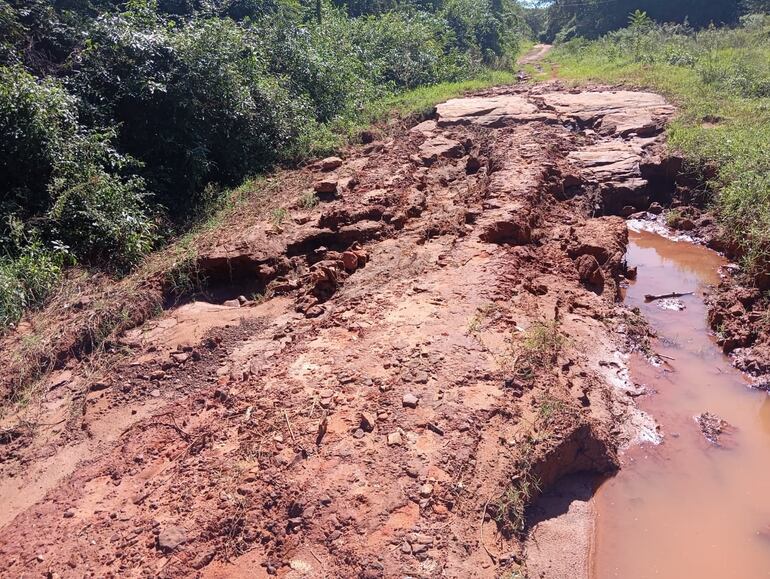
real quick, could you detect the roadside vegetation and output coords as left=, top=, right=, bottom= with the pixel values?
left=543, top=11, right=770, bottom=284
left=0, top=0, right=529, bottom=330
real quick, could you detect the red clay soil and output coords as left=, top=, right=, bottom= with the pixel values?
left=0, top=82, right=678, bottom=578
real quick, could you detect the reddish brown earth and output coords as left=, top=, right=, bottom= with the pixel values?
left=0, top=83, right=682, bottom=578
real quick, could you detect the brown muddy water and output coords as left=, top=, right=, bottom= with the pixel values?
left=592, top=228, right=770, bottom=578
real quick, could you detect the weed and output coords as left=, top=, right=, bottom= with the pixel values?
left=163, top=247, right=203, bottom=303
left=665, top=208, right=683, bottom=228
left=512, top=320, right=565, bottom=384
left=536, top=393, right=566, bottom=424
left=270, top=207, right=288, bottom=229
left=466, top=302, right=499, bottom=335
left=299, top=191, right=319, bottom=210
left=492, top=472, right=541, bottom=537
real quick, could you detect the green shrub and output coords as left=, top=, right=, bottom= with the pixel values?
left=352, top=10, right=468, bottom=89
left=0, top=66, right=80, bottom=224
left=0, top=237, right=64, bottom=328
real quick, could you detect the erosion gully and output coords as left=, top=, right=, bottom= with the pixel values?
left=592, top=226, right=770, bottom=578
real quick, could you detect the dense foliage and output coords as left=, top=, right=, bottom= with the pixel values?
left=526, top=0, right=745, bottom=41
left=0, top=0, right=526, bottom=327
left=549, top=14, right=770, bottom=282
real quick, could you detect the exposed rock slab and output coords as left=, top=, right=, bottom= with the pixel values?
left=436, top=94, right=557, bottom=127
left=540, top=90, right=675, bottom=136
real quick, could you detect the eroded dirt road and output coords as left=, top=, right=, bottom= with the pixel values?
left=0, top=83, right=679, bottom=578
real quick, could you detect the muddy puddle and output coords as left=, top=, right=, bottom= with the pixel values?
left=592, top=229, right=770, bottom=578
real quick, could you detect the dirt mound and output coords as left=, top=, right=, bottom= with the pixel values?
left=0, top=83, right=672, bottom=578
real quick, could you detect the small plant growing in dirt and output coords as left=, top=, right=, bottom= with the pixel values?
left=299, top=191, right=319, bottom=209
left=270, top=207, right=288, bottom=229
left=535, top=393, right=566, bottom=425
left=164, top=250, right=204, bottom=303
left=491, top=472, right=541, bottom=538
left=665, top=208, right=684, bottom=228
left=511, top=320, right=565, bottom=385
left=466, top=302, right=498, bottom=335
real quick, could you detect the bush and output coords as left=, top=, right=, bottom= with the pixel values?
left=73, top=13, right=313, bottom=215
left=0, top=236, right=64, bottom=328
left=0, top=66, right=80, bottom=225
left=259, top=8, right=374, bottom=122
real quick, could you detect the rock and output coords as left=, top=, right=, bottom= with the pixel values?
left=404, top=465, right=419, bottom=478
left=360, top=412, right=376, bottom=432
left=419, top=483, right=434, bottom=497
left=400, top=542, right=412, bottom=554
left=305, top=305, right=325, bottom=318
left=314, top=178, right=338, bottom=195
left=63, top=508, right=76, bottom=518
left=480, top=216, right=532, bottom=245
left=387, top=431, right=403, bottom=446
left=540, top=90, right=674, bottom=137
left=171, top=352, right=190, bottom=364
left=89, top=381, right=109, bottom=392
left=625, top=265, right=638, bottom=280
left=192, top=550, right=216, bottom=570
left=338, top=176, right=357, bottom=191
left=432, top=503, right=448, bottom=515
left=320, top=156, right=343, bottom=171
left=157, top=525, right=187, bottom=552
left=150, top=389, right=161, bottom=397
left=341, top=251, right=359, bottom=272
left=695, top=412, right=732, bottom=445
left=575, top=254, right=605, bottom=287
left=150, top=370, right=165, bottom=380
left=412, top=533, right=434, bottom=545
left=223, top=299, right=241, bottom=308
left=402, top=393, right=419, bottom=408
left=436, top=95, right=555, bottom=127
left=237, top=295, right=248, bottom=305
left=418, top=136, right=464, bottom=165
left=648, top=202, right=664, bottom=214
left=412, top=370, right=429, bottom=384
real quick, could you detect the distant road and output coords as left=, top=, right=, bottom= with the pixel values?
left=518, top=43, right=553, bottom=65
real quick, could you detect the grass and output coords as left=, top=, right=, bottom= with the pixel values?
left=270, top=207, right=288, bottom=229
left=493, top=473, right=541, bottom=537
left=542, top=17, right=770, bottom=282
left=467, top=302, right=500, bottom=335
left=299, top=190, right=319, bottom=209
left=512, top=320, right=565, bottom=384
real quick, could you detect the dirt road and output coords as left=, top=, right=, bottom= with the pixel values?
left=0, top=83, right=680, bottom=577
left=517, top=44, right=553, bottom=65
